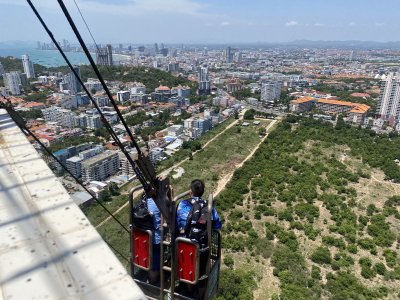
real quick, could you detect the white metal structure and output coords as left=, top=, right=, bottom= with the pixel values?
left=0, top=109, right=145, bottom=300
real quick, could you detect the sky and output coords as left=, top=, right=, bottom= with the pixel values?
left=1, top=0, right=400, bottom=45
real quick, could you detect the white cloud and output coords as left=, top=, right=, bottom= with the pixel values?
left=77, top=0, right=209, bottom=17
left=221, top=21, right=231, bottom=26
left=314, top=23, right=325, bottom=27
left=0, top=0, right=210, bottom=17
left=349, top=21, right=356, bottom=26
left=375, top=22, right=385, bottom=27
left=285, top=20, right=298, bottom=27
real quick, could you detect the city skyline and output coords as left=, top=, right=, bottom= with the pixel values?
left=1, top=0, right=400, bottom=44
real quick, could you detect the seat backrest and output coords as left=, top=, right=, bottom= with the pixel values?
left=132, top=228, right=153, bottom=271
left=176, top=237, right=200, bottom=284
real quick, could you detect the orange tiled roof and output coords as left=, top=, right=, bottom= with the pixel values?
left=317, top=98, right=370, bottom=114
left=292, top=96, right=315, bottom=104
left=156, top=85, right=170, bottom=91
left=350, top=104, right=370, bottom=114
left=317, top=98, right=357, bottom=107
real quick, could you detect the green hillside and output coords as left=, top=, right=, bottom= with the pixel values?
left=0, top=56, right=196, bottom=92
left=217, top=116, right=400, bottom=299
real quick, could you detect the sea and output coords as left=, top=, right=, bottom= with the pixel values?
left=0, top=48, right=128, bottom=67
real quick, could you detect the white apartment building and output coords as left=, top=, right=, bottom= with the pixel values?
left=167, top=124, right=184, bottom=137
left=117, top=91, right=130, bottom=102
left=118, top=151, right=137, bottom=177
left=376, top=72, right=400, bottom=126
left=85, top=78, right=103, bottom=93
left=3, top=72, right=21, bottom=95
left=130, top=83, right=146, bottom=94
left=86, top=115, right=102, bottom=129
left=261, top=81, right=282, bottom=103
left=93, top=96, right=110, bottom=107
left=81, top=150, right=119, bottom=182
left=22, top=54, right=35, bottom=79
left=42, top=106, right=76, bottom=128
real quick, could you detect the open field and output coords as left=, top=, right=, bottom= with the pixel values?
left=93, top=118, right=274, bottom=266
left=218, top=116, right=400, bottom=299
left=82, top=117, right=236, bottom=227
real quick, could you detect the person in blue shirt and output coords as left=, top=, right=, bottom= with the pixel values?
left=145, top=188, right=161, bottom=284
left=176, top=179, right=222, bottom=300
left=176, top=179, right=222, bottom=236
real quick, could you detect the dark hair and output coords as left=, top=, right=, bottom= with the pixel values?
left=190, top=179, right=205, bottom=197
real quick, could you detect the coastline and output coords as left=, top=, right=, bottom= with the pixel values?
left=0, top=48, right=132, bottom=67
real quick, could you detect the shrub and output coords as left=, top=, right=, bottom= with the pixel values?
left=375, top=262, right=386, bottom=275
left=383, top=249, right=397, bottom=268
left=311, top=265, right=321, bottom=280
left=224, top=255, right=234, bottom=269
left=311, top=247, right=331, bottom=265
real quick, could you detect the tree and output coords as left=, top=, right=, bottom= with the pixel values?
left=259, top=127, right=266, bottom=136
left=243, top=109, right=255, bottom=120
left=99, top=190, right=112, bottom=202
left=234, top=111, right=239, bottom=119
left=95, top=127, right=111, bottom=140
left=108, top=182, right=120, bottom=196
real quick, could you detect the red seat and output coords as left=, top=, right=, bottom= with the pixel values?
left=176, top=238, right=200, bottom=284
left=132, top=228, right=152, bottom=271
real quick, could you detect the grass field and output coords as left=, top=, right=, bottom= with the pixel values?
left=82, top=118, right=236, bottom=227
left=169, top=120, right=270, bottom=196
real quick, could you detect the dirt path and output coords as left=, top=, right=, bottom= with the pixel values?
left=213, top=119, right=278, bottom=197
left=160, top=117, right=240, bottom=177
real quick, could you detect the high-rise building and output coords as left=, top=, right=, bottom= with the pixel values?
left=154, top=43, right=159, bottom=54
left=3, top=72, right=21, bottom=95
left=96, top=44, right=113, bottom=66
left=62, top=40, right=70, bottom=51
left=198, top=66, right=210, bottom=95
left=22, top=54, right=35, bottom=79
left=0, top=62, right=4, bottom=76
left=349, top=50, right=356, bottom=61
left=376, top=72, right=400, bottom=126
left=68, top=66, right=82, bottom=94
left=81, top=150, right=119, bottom=182
left=225, top=46, right=234, bottom=63
left=261, top=81, right=282, bottom=103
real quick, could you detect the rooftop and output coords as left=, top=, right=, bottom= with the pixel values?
left=81, top=150, right=117, bottom=167
left=291, top=96, right=315, bottom=104
left=317, top=98, right=370, bottom=114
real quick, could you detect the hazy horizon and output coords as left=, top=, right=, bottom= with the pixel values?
left=1, top=0, right=400, bottom=44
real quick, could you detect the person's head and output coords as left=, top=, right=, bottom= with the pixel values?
left=144, top=184, right=154, bottom=198
left=190, top=179, right=205, bottom=198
